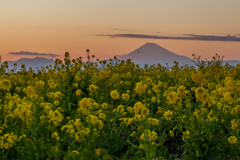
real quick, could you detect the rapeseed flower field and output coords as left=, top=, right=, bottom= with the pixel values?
left=0, top=53, right=240, bottom=159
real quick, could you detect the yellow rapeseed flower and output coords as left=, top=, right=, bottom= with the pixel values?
left=140, top=130, right=157, bottom=142
left=207, top=110, right=216, bottom=122
left=135, top=82, right=148, bottom=96
left=87, top=115, right=100, bottom=125
left=72, top=150, right=79, bottom=155
left=223, top=92, right=234, bottom=104
left=53, top=101, right=59, bottom=106
left=110, top=90, right=120, bottom=100
left=177, top=86, right=186, bottom=96
left=49, top=83, right=57, bottom=89
left=36, top=80, right=45, bottom=89
left=216, top=87, right=225, bottom=96
left=54, top=91, right=63, bottom=99
left=121, top=93, right=130, bottom=102
left=167, top=91, right=179, bottom=104
left=195, top=87, right=207, bottom=101
left=48, top=110, right=64, bottom=126
left=78, top=98, right=93, bottom=109
left=228, top=136, right=238, bottom=144
left=51, top=146, right=59, bottom=152
left=148, top=118, right=159, bottom=125
left=95, top=148, right=102, bottom=155
left=152, top=85, right=160, bottom=94
left=133, top=102, right=145, bottom=115
left=89, top=84, right=98, bottom=93
left=51, top=132, right=60, bottom=141
left=141, top=108, right=149, bottom=118
left=134, top=115, right=142, bottom=121
left=99, top=113, right=106, bottom=120
left=225, top=78, right=235, bottom=91
left=234, top=64, right=240, bottom=75
left=151, top=96, right=156, bottom=103
left=170, top=130, right=174, bottom=137
left=231, top=119, right=239, bottom=130
left=182, top=130, right=190, bottom=141
left=0, top=79, right=12, bottom=91
left=99, top=70, right=111, bottom=79
left=24, top=86, right=36, bottom=96
left=101, top=102, right=108, bottom=109
left=164, top=110, right=173, bottom=121
left=76, top=89, right=83, bottom=96
left=0, top=133, right=18, bottom=149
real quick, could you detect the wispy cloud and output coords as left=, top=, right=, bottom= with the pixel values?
left=97, top=33, right=240, bottom=42
left=8, top=51, right=60, bottom=58
left=114, top=28, right=136, bottom=32
left=114, top=54, right=127, bottom=58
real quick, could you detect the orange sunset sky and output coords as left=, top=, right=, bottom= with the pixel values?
left=1, top=0, right=240, bottom=62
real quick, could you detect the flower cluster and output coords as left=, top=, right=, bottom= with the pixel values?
left=0, top=53, right=239, bottom=159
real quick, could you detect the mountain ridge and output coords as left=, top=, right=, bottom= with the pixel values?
left=2, top=43, right=240, bottom=71
left=5, top=57, right=55, bottom=71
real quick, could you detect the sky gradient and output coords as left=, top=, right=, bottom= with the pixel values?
left=1, top=0, right=240, bottom=62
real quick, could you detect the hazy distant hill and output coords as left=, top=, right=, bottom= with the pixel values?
left=6, top=57, right=55, bottom=71
left=222, top=60, right=240, bottom=66
left=117, top=43, right=195, bottom=67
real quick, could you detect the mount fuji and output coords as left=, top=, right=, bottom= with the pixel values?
left=117, top=43, right=194, bottom=67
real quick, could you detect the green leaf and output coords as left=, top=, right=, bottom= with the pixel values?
left=121, top=150, right=129, bottom=160
left=102, top=154, right=113, bottom=160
